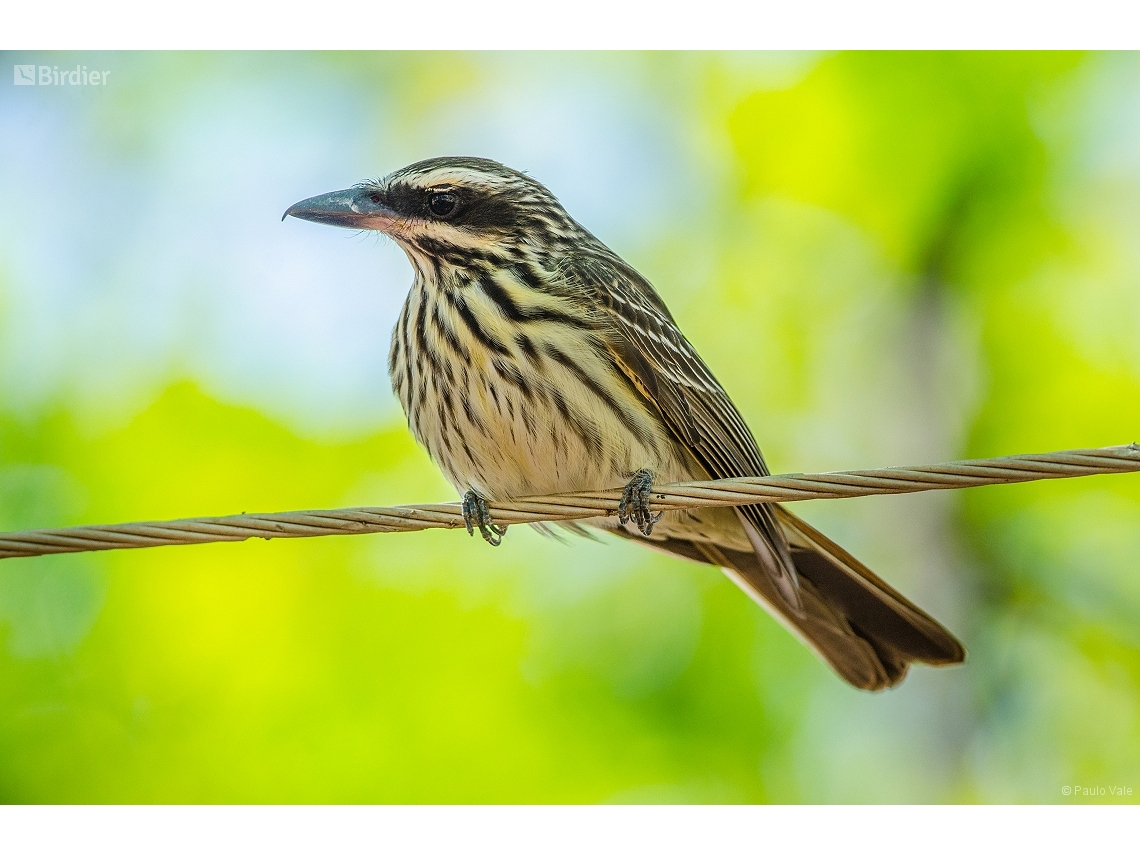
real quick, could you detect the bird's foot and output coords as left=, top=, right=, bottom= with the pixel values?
left=462, top=490, right=507, bottom=546
left=618, top=469, right=663, bottom=536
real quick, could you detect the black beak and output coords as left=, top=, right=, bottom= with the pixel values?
left=282, top=187, right=396, bottom=230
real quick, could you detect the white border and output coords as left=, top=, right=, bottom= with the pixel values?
left=2, top=0, right=1138, bottom=50
left=2, top=804, right=1139, bottom=854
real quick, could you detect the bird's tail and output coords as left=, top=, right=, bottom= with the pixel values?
left=730, top=506, right=965, bottom=689
left=626, top=505, right=966, bottom=690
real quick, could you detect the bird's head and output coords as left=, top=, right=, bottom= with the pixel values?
left=284, top=157, right=580, bottom=262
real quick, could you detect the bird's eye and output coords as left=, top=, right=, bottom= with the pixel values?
left=428, top=192, right=458, bottom=218
left=368, top=191, right=383, bottom=204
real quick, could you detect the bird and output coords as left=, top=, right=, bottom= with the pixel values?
left=284, top=156, right=965, bottom=691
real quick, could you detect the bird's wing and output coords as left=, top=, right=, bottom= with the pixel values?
left=566, top=251, right=802, bottom=611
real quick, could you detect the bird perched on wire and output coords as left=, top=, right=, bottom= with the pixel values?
left=284, top=156, right=965, bottom=691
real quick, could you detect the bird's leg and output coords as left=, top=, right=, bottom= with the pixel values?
left=462, top=490, right=507, bottom=546
left=618, top=469, right=663, bottom=536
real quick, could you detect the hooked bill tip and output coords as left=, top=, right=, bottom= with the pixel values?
left=282, top=200, right=307, bottom=222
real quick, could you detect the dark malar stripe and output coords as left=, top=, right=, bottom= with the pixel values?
left=423, top=253, right=442, bottom=284
left=412, top=237, right=456, bottom=267
left=413, top=237, right=503, bottom=269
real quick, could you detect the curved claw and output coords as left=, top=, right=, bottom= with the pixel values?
left=462, top=490, right=507, bottom=546
left=617, top=469, right=663, bottom=536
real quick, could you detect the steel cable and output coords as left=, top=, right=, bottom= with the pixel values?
left=1, top=444, right=1137, bottom=560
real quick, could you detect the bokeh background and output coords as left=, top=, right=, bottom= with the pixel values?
left=1, top=51, right=1138, bottom=803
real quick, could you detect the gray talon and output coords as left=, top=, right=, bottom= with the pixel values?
left=462, top=490, right=507, bottom=546
left=618, top=469, right=663, bottom=536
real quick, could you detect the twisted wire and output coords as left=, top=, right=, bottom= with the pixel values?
left=1, top=444, right=1137, bottom=560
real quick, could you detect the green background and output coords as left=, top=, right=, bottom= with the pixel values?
left=1, top=52, right=1138, bottom=803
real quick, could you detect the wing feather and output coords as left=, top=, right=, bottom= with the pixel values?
left=566, top=251, right=802, bottom=611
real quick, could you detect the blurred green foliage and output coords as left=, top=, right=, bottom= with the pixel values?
left=0, top=51, right=1138, bottom=803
